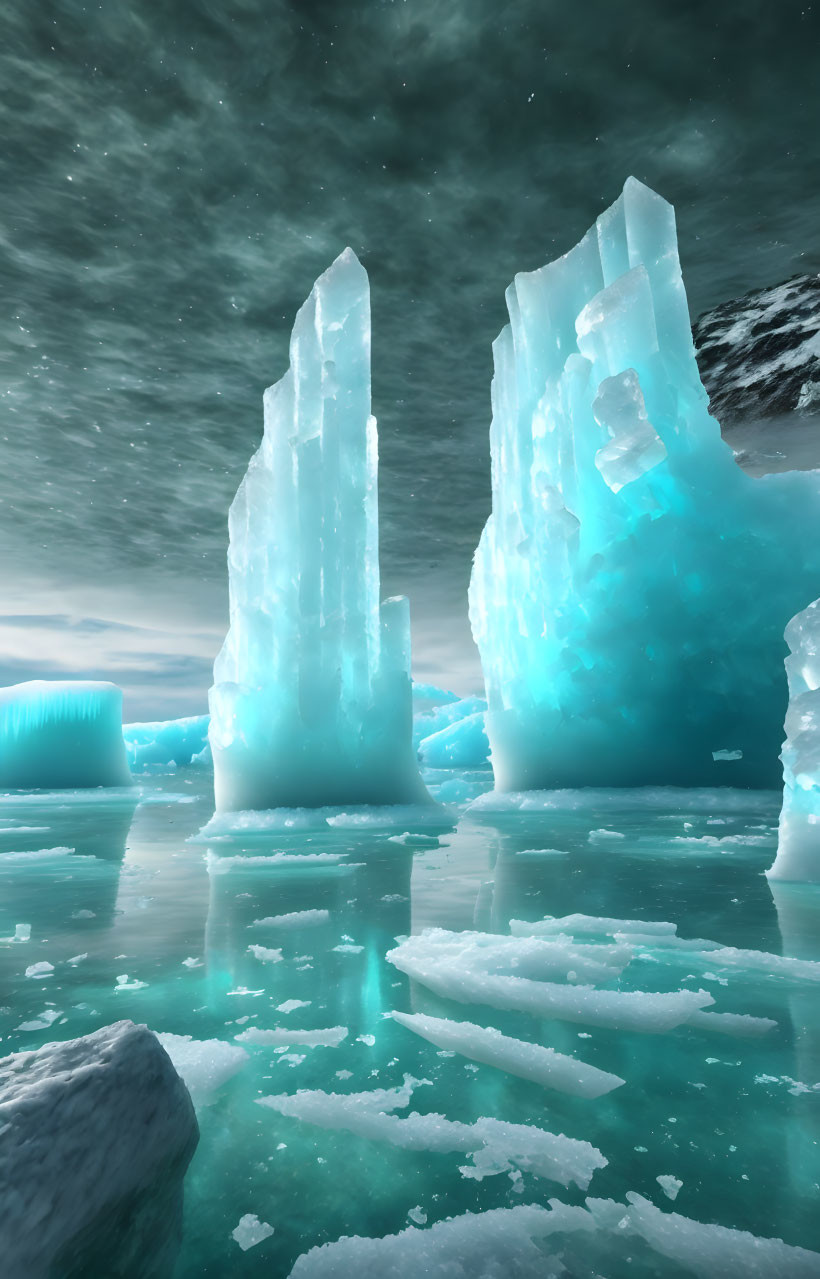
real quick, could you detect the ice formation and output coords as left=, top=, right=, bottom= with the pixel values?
left=767, top=598, right=820, bottom=881
left=391, top=1011, right=624, bottom=1097
left=289, top=1193, right=820, bottom=1278
left=0, top=681, right=132, bottom=790
left=260, top=1077, right=607, bottom=1190
left=209, top=249, right=428, bottom=812
left=469, top=178, right=820, bottom=791
left=0, top=1021, right=198, bottom=1279
left=123, top=714, right=210, bottom=773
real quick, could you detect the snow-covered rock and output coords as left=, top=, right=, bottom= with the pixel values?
left=694, top=273, right=820, bottom=426
left=0, top=1021, right=198, bottom=1279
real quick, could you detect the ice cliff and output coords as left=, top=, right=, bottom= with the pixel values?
left=469, top=178, right=820, bottom=791
left=0, top=1021, right=198, bottom=1279
left=0, top=681, right=132, bottom=790
left=767, top=598, right=820, bottom=881
left=209, top=249, right=428, bottom=811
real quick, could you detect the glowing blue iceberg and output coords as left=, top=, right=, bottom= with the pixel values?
left=209, top=249, right=428, bottom=812
left=767, top=599, right=820, bottom=882
left=123, top=715, right=211, bottom=773
left=0, top=681, right=132, bottom=790
left=469, top=178, right=820, bottom=791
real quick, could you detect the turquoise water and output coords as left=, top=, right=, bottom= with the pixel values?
left=1, top=771, right=818, bottom=1276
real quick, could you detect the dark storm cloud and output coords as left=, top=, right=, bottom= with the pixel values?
left=1, top=0, right=818, bottom=712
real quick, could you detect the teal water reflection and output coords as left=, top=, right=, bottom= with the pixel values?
left=0, top=774, right=817, bottom=1277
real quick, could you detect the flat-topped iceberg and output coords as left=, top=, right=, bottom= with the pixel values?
left=209, top=249, right=428, bottom=812
left=768, top=598, right=820, bottom=881
left=469, top=178, right=820, bottom=791
left=0, top=681, right=132, bottom=791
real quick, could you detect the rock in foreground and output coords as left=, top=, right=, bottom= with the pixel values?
left=0, top=1020, right=198, bottom=1279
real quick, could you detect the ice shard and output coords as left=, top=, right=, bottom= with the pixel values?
left=209, top=249, right=428, bottom=812
left=469, top=178, right=820, bottom=791
left=767, top=599, right=820, bottom=881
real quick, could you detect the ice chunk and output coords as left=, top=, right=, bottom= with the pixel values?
left=247, top=944, right=284, bottom=963
left=387, top=931, right=711, bottom=1033
left=388, top=927, right=631, bottom=984
left=656, top=1174, right=682, bottom=1201
left=24, top=961, right=54, bottom=979
left=588, top=1190, right=820, bottom=1277
left=412, top=695, right=487, bottom=749
left=122, top=714, right=210, bottom=773
left=0, top=681, right=132, bottom=791
left=469, top=178, right=820, bottom=792
left=209, top=249, right=429, bottom=813
left=260, top=1078, right=607, bottom=1189
left=768, top=598, right=820, bottom=881
left=154, top=1032, right=248, bottom=1107
left=232, top=1214, right=275, bottom=1251
left=418, top=712, right=490, bottom=769
left=0, top=1021, right=198, bottom=1279
left=289, top=1201, right=593, bottom=1279
left=391, top=1011, right=624, bottom=1098
left=510, top=913, right=677, bottom=939
left=235, top=1026, right=348, bottom=1048
left=252, top=909, right=331, bottom=928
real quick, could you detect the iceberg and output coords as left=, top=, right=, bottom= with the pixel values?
left=0, top=1021, right=198, bottom=1279
left=209, top=249, right=428, bottom=812
left=123, top=715, right=210, bottom=773
left=0, top=681, right=132, bottom=791
left=767, top=599, right=820, bottom=881
left=469, top=178, right=820, bottom=792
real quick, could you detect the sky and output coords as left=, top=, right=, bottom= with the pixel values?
left=1, top=0, right=819, bottom=719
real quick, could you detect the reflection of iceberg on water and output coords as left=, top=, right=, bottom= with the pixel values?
left=0, top=792, right=138, bottom=944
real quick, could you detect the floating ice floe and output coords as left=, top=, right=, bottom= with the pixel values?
left=391, top=1011, right=624, bottom=1098
left=232, top=1213, right=275, bottom=1251
left=154, top=1032, right=248, bottom=1108
left=259, top=1076, right=607, bottom=1190
left=236, top=1026, right=348, bottom=1049
left=387, top=930, right=712, bottom=1033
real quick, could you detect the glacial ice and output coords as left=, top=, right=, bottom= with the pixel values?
left=0, top=681, right=132, bottom=791
left=232, top=1213, right=275, bottom=1251
left=288, top=1193, right=820, bottom=1279
left=123, top=714, right=210, bottom=773
left=391, top=1011, right=624, bottom=1097
left=469, top=177, right=820, bottom=791
left=418, top=711, right=490, bottom=769
left=386, top=930, right=713, bottom=1032
left=767, top=598, right=820, bottom=881
left=209, top=248, right=428, bottom=812
left=0, top=1021, right=198, bottom=1279
left=154, top=1032, right=248, bottom=1107
left=260, top=1076, right=607, bottom=1189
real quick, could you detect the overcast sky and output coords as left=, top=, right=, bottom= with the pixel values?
left=2, top=0, right=818, bottom=718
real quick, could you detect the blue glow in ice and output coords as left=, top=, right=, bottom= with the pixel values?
left=0, top=681, right=132, bottom=790
left=767, top=599, right=820, bottom=882
left=123, top=715, right=210, bottom=774
left=209, top=249, right=428, bottom=812
left=469, top=178, right=820, bottom=791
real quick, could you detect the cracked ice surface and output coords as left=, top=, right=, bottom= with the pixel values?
left=469, top=178, right=820, bottom=792
left=209, top=249, right=428, bottom=812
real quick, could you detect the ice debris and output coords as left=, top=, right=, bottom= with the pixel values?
left=259, top=1076, right=607, bottom=1190
left=391, top=1011, right=624, bottom=1098
left=231, top=1213, right=275, bottom=1251
left=0, top=681, right=132, bottom=791
left=154, top=1032, right=248, bottom=1107
left=209, top=249, right=428, bottom=812
left=469, top=178, right=820, bottom=792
